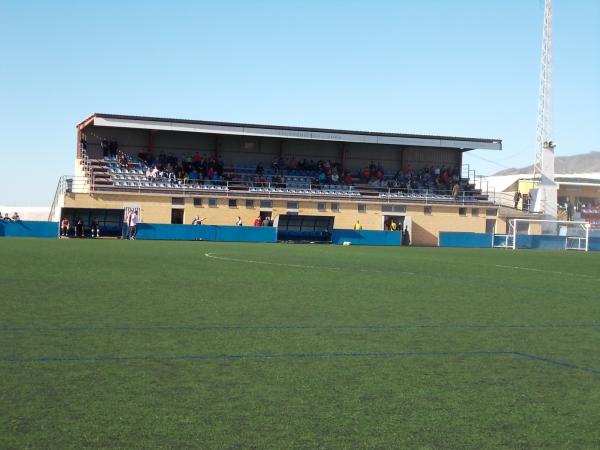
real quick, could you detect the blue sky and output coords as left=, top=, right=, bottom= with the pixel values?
left=1, top=0, right=598, bottom=206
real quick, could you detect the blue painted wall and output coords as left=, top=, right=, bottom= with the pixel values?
left=515, top=235, right=567, bottom=250
left=493, top=234, right=510, bottom=247
left=331, top=229, right=402, bottom=246
left=0, top=221, right=58, bottom=238
left=439, top=232, right=493, bottom=248
left=135, top=223, right=276, bottom=243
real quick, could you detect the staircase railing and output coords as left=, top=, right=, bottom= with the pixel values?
left=48, top=176, right=68, bottom=221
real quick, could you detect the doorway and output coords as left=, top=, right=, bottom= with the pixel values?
left=171, top=208, right=184, bottom=224
left=382, top=215, right=404, bottom=231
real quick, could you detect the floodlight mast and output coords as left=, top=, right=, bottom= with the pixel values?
left=531, top=0, right=558, bottom=219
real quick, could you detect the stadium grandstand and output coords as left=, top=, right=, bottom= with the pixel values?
left=49, top=113, right=509, bottom=245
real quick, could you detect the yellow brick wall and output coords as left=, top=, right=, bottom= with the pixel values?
left=63, top=192, right=493, bottom=246
left=63, top=192, right=173, bottom=223
left=408, top=205, right=493, bottom=246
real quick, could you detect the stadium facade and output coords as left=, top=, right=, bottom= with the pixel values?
left=51, top=113, right=506, bottom=245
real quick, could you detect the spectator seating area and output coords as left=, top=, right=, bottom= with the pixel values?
left=378, top=191, right=471, bottom=201
left=82, top=152, right=488, bottom=202
left=249, top=185, right=360, bottom=197
left=109, top=167, right=228, bottom=191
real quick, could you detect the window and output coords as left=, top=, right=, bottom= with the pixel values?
left=245, top=199, right=255, bottom=209
left=287, top=201, right=299, bottom=210
left=228, top=199, right=237, bottom=208
left=172, top=197, right=184, bottom=206
left=486, top=208, right=497, bottom=217
left=424, top=206, right=432, bottom=215
left=317, top=202, right=327, bottom=212
left=471, top=208, right=479, bottom=217
left=193, top=198, right=203, bottom=207
left=208, top=198, right=218, bottom=208
left=331, top=202, right=340, bottom=212
left=287, top=211, right=299, bottom=215
left=358, top=204, right=367, bottom=213
left=382, top=205, right=406, bottom=213
left=459, top=207, right=467, bottom=216
left=260, top=200, right=272, bottom=209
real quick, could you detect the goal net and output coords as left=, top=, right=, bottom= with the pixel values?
left=508, top=219, right=590, bottom=251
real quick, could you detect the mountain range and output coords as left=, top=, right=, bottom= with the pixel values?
left=493, top=151, right=600, bottom=176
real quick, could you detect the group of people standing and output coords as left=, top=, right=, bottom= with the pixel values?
left=253, top=216, right=273, bottom=227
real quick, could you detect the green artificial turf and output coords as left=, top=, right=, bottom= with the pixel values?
left=1, top=238, right=599, bottom=449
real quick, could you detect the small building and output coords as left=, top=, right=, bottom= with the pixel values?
left=484, top=172, right=600, bottom=223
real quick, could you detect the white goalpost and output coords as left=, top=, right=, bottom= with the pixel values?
left=507, top=219, right=590, bottom=251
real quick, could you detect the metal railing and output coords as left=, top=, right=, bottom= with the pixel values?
left=62, top=158, right=498, bottom=206
left=48, top=176, right=68, bottom=221
left=81, top=173, right=493, bottom=204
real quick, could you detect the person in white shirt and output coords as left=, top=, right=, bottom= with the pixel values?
left=192, top=216, right=206, bottom=226
left=235, top=216, right=243, bottom=226
left=128, top=211, right=139, bottom=240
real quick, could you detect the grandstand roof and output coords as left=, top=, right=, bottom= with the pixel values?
left=79, top=113, right=502, bottom=151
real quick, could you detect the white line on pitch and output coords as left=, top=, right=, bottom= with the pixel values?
left=494, top=264, right=598, bottom=280
left=204, top=253, right=416, bottom=275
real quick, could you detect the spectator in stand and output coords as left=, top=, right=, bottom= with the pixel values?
left=119, top=153, right=128, bottom=168
left=101, top=138, right=109, bottom=157
left=514, top=190, right=522, bottom=209
left=353, top=220, right=362, bottom=231
left=11, top=212, right=20, bottom=221
left=109, top=140, right=118, bottom=158
left=256, top=163, right=264, bottom=175
left=151, top=166, right=159, bottom=179
left=369, top=161, right=376, bottom=174
left=235, top=216, right=243, bottom=226
left=262, top=216, right=270, bottom=227
left=60, top=218, right=70, bottom=237
left=254, top=215, right=263, bottom=227
left=452, top=182, right=460, bottom=201
left=146, top=167, right=153, bottom=180
left=566, top=199, right=574, bottom=221
left=3, top=213, right=10, bottom=221
left=90, top=218, right=100, bottom=238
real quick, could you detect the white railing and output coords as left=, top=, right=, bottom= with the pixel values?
left=48, top=176, right=68, bottom=221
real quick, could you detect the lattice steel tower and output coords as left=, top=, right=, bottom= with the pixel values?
left=531, top=0, right=558, bottom=218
